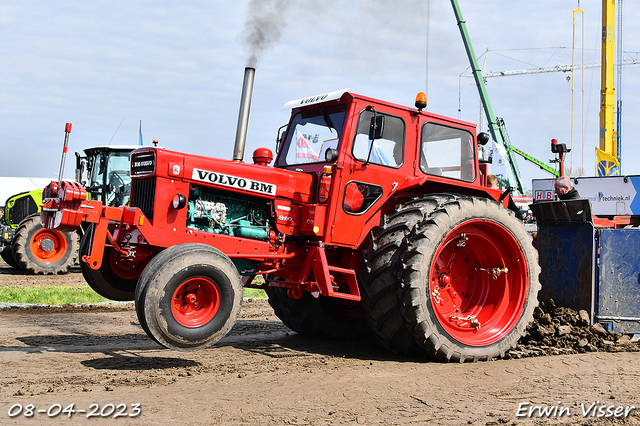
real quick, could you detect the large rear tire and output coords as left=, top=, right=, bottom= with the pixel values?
left=11, top=214, right=78, bottom=275
left=135, top=244, right=243, bottom=351
left=79, top=225, right=142, bottom=301
left=266, top=286, right=368, bottom=339
left=362, top=195, right=540, bottom=362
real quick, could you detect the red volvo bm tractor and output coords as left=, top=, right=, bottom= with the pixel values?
left=41, top=68, right=540, bottom=362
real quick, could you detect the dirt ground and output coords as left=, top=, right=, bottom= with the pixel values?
left=1, top=261, right=639, bottom=426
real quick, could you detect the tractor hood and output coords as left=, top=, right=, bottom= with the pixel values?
left=130, top=147, right=314, bottom=204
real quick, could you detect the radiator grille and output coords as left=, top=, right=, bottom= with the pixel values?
left=9, top=195, right=38, bottom=225
left=130, top=177, right=156, bottom=223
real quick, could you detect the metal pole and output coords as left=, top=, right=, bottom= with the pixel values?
left=58, top=123, right=72, bottom=184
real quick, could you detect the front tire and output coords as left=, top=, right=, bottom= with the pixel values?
left=11, top=214, right=78, bottom=274
left=135, top=244, right=243, bottom=351
left=362, top=195, right=540, bottom=362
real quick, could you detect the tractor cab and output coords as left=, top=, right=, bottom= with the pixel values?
left=75, top=146, right=138, bottom=207
left=274, top=90, right=491, bottom=247
left=276, top=90, right=485, bottom=189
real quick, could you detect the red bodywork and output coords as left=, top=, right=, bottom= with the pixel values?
left=41, top=92, right=503, bottom=302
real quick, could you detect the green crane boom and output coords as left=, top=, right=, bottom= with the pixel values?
left=450, top=0, right=559, bottom=194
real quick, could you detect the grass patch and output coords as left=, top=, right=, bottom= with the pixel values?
left=0, top=286, right=109, bottom=305
left=243, top=288, right=267, bottom=299
left=0, top=285, right=268, bottom=305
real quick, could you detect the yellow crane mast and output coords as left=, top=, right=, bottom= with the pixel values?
left=598, top=0, right=619, bottom=176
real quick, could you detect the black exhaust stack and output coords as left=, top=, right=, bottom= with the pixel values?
left=233, top=67, right=256, bottom=161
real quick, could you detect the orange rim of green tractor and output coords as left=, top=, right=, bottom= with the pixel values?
left=30, top=229, right=68, bottom=264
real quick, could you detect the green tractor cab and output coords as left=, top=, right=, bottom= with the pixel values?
left=76, top=145, right=137, bottom=208
left=1, top=189, right=44, bottom=269
left=0, top=145, right=138, bottom=274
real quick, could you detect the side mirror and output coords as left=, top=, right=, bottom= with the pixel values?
left=324, top=148, right=339, bottom=163
left=275, top=124, right=287, bottom=154
left=369, top=115, right=385, bottom=140
left=74, top=153, right=85, bottom=183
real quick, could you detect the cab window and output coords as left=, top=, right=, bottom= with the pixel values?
left=276, top=105, right=347, bottom=167
left=420, top=123, right=475, bottom=182
left=105, top=151, right=132, bottom=207
left=352, top=110, right=404, bottom=168
left=342, top=181, right=383, bottom=215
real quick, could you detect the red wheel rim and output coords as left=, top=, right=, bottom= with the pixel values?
left=429, top=219, right=528, bottom=346
left=30, top=229, right=67, bottom=264
left=109, top=249, right=144, bottom=280
left=171, top=277, right=221, bottom=328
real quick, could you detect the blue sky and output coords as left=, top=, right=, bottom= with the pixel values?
left=1, top=1, right=639, bottom=192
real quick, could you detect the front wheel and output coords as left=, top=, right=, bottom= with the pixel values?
left=362, top=195, right=540, bottom=362
left=135, top=244, right=243, bottom=351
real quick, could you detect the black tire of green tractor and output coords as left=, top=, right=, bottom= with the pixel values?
left=266, top=286, right=369, bottom=340
left=1, top=245, right=20, bottom=270
left=135, top=244, right=243, bottom=351
left=11, top=214, right=78, bottom=275
left=79, top=225, right=139, bottom=301
left=361, top=195, right=540, bottom=362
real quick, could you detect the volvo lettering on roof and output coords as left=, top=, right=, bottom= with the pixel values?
left=282, top=89, right=350, bottom=110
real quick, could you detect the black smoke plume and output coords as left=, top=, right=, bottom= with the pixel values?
left=243, top=0, right=291, bottom=67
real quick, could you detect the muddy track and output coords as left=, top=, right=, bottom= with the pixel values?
left=1, top=262, right=639, bottom=425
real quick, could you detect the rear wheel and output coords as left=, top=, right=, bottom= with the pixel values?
left=266, top=286, right=368, bottom=339
left=12, top=214, right=78, bottom=274
left=362, top=195, right=540, bottom=362
left=135, top=244, right=243, bottom=351
left=79, top=225, right=144, bottom=301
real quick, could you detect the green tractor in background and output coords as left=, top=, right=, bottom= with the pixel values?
left=0, top=189, right=58, bottom=272
left=0, top=145, right=137, bottom=274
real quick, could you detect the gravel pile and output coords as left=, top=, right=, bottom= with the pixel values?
left=507, top=299, right=640, bottom=359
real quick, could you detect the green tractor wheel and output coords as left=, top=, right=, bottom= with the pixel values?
left=11, top=214, right=79, bottom=275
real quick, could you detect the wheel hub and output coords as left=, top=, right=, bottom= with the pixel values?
left=40, top=237, right=55, bottom=253
left=438, top=273, right=451, bottom=286
left=183, top=292, right=197, bottom=306
left=176, top=285, right=199, bottom=308
left=171, top=279, right=221, bottom=328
